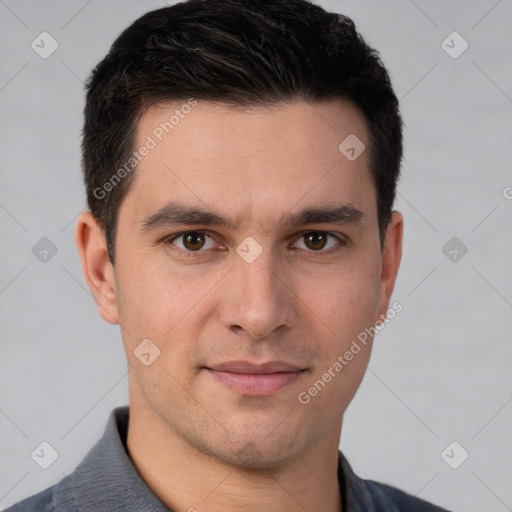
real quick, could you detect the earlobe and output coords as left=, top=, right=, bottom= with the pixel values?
left=378, top=211, right=403, bottom=319
left=75, top=211, right=120, bottom=324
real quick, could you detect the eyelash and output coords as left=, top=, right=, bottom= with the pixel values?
left=163, top=230, right=347, bottom=258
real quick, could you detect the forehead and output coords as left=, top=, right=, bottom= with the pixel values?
left=138, top=98, right=368, bottom=158
left=121, top=99, right=374, bottom=227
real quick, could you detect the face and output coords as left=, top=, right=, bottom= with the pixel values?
left=77, top=99, right=402, bottom=468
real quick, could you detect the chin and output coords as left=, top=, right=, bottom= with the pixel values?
left=203, top=428, right=307, bottom=471
left=222, top=446, right=295, bottom=470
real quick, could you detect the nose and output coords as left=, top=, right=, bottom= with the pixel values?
left=218, top=248, right=297, bottom=340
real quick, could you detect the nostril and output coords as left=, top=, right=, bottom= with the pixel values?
left=231, top=325, right=252, bottom=336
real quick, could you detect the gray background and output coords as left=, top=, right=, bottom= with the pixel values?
left=1, top=1, right=511, bottom=510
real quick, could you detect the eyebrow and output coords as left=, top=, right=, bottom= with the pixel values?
left=139, top=201, right=364, bottom=233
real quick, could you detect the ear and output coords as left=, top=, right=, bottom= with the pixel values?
left=377, top=211, right=403, bottom=320
left=75, top=211, right=119, bottom=324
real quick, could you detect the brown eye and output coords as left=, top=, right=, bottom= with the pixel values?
left=293, top=231, right=342, bottom=252
left=303, top=232, right=328, bottom=250
left=182, top=232, right=206, bottom=251
left=166, top=231, right=219, bottom=256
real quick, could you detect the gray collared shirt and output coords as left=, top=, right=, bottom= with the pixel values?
left=5, top=406, right=450, bottom=511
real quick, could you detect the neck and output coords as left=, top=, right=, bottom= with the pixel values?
left=126, top=398, right=343, bottom=512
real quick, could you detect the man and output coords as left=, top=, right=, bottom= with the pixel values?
left=6, top=0, right=450, bottom=510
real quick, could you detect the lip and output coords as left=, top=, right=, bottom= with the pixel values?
left=205, top=360, right=306, bottom=396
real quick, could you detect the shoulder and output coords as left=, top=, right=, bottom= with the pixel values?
left=4, top=407, right=128, bottom=512
left=339, top=451, right=451, bottom=511
left=364, top=478, right=451, bottom=511
left=3, top=485, right=56, bottom=512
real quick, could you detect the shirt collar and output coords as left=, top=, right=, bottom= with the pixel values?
left=53, top=406, right=384, bottom=512
left=54, top=406, right=170, bottom=511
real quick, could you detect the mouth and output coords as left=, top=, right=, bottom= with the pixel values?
left=204, top=360, right=306, bottom=396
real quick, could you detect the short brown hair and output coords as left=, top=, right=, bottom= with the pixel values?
left=82, top=0, right=403, bottom=262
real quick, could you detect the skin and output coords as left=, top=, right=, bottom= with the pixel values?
left=76, top=99, right=403, bottom=512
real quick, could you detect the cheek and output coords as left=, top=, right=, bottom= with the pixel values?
left=114, top=263, right=206, bottom=398
left=114, top=258, right=216, bottom=360
left=297, top=271, right=379, bottom=419
left=300, top=256, right=381, bottom=340
left=114, top=259, right=171, bottom=350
